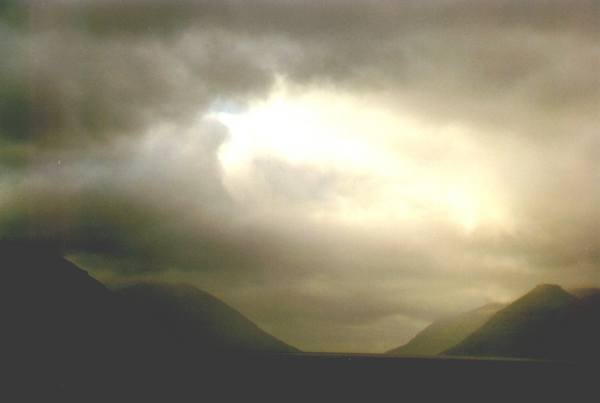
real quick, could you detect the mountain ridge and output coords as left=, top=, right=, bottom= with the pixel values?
left=116, top=281, right=298, bottom=353
left=443, top=284, right=583, bottom=360
left=1, top=242, right=298, bottom=364
left=387, top=302, right=504, bottom=356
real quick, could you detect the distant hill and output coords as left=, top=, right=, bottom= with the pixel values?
left=386, top=283, right=600, bottom=362
left=2, top=241, right=598, bottom=399
left=1, top=241, right=298, bottom=399
left=443, top=284, right=581, bottom=360
left=116, top=282, right=298, bottom=353
left=387, top=303, right=503, bottom=356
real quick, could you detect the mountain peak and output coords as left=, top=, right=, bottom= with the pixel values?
left=506, top=283, right=576, bottom=313
left=525, top=283, right=572, bottom=298
left=1, top=239, right=107, bottom=295
left=532, top=283, right=564, bottom=293
left=444, top=283, right=579, bottom=360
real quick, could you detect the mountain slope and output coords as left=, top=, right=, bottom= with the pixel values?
left=1, top=241, right=298, bottom=400
left=569, top=287, right=600, bottom=300
left=116, top=282, right=298, bottom=353
left=387, top=303, right=503, bottom=356
left=2, top=241, right=124, bottom=357
left=443, top=284, right=579, bottom=360
left=562, top=291, right=600, bottom=361
left=1, top=241, right=141, bottom=398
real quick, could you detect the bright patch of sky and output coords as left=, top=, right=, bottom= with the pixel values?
left=209, top=81, right=512, bottom=233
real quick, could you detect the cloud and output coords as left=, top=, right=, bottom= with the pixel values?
left=0, top=118, right=234, bottom=267
left=1, top=1, right=599, bottom=352
left=3, top=1, right=597, bottom=147
left=0, top=9, right=276, bottom=150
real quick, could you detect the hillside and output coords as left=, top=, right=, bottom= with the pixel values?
left=387, top=303, right=503, bottom=356
left=1, top=241, right=140, bottom=397
left=443, top=284, right=579, bottom=360
left=2, top=242, right=597, bottom=400
left=563, top=290, right=600, bottom=361
left=116, top=282, right=298, bottom=353
left=569, top=287, right=600, bottom=299
left=1, top=241, right=299, bottom=400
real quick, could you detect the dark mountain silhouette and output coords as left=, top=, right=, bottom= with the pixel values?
left=1, top=241, right=138, bottom=398
left=0, top=241, right=298, bottom=400
left=563, top=289, right=600, bottom=362
left=569, top=287, right=600, bottom=299
left=116, top=282, right=298, bottom=353
left=443, top=284, right=588, bottom=360
left=1, top=241, right=295, bottom=350
left=1, top=242, right=122, bottom=355
left=2, top=242, right=596, bottom=400
left=387, top=303, right=504, bottom=356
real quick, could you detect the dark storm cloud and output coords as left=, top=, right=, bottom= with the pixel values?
left=1, top=1, right=599, bottom=352
left=2, top=0, right=597, bottom=146
left=0, top=3, right=276, bottom=149
left=0, top=120, right=231, bottom=267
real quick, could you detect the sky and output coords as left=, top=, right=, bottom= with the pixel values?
left=0, top=0, right=599, bottom=353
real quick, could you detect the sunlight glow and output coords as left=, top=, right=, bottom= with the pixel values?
left=208, top=83, right=511, bottom=233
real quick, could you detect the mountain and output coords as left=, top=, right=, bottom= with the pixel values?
left=562, top=289, right=600, bottom=361
left=1, top=241, right=139, bottom=398
left=115, top=282, right=298, bottom=353
left=569, top=287, right=600, bottom=299
left=1, top=241, right=296, bottom=354
left=1, top=241, right=298, bottom=400
left=2, top=241, right=124, bottom=359
left=443, top=284, right=580, bottom=360
left=389, top=283, right=600, bottom=362
left=387, top=303, right=504, bottom=356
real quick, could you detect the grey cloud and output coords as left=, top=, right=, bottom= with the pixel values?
left=0, top=119, right=242, bottom=270
left=3, top=1, right=597, bottom=148
left=36, top=1, right=599, bottom=38
left=0, top=18, right=275, bottom=150
left=1, top=1, right=599, bottom=352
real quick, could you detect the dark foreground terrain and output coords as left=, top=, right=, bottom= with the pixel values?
left=6, top=352, right=596, bottom=402
left=1, top=242, right=597, bottom=401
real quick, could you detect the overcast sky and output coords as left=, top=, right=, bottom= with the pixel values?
left=1, top=0, right=599, bottom=352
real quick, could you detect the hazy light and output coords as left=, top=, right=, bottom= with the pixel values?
left=209, top=82, right=512, bottom=233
